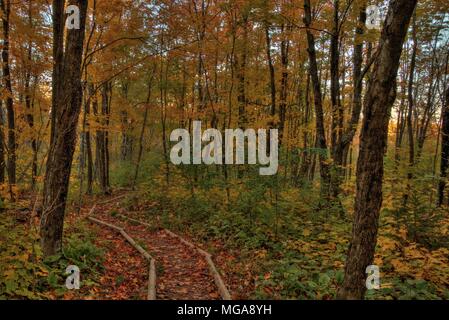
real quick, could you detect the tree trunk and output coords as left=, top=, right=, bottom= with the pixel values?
left=85, top=83, right=94, bottom=194
left=120, top=82, right=133, bottom=161
left=94, top=83, right=111, bottom=194
left=265, top=22, right=276, bottom=122
left=394, top=79, right=407, bottom=164
left=264, top=20, right=277, bottom=155
left=279, top=24, right=290, bottom=145
left=25, top=0, right=37, bottom=189
left=417, top=31, right=440, bottom=159
left=0, top=102, right=5, bottom=183
left=40, top=0, right=88, bottom=257
left=133, top=69, right=155, bottom=189
left=303, top=0, right=331, bottom=197
left=50, top=0, right=65, bottom=147
left=160, top=56, right=170, bottom=185
left=438, top=86, right=449, bottom=206
left=330, top=0, right=341, bottom=161
left=237, top=12, right=248, bottom=129
left=331, top=2, right=367, bottom=197
left=403, top=14, right=417, bottom=206
left=337, top=0, right=417, bottom=300
left=1, top=0, right=16, bottom=194
left=299, top=72, right=312, bottom=180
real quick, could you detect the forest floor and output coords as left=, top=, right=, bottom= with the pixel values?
left=81, top=196, right=221, bottom=299
left=0, top=189, right=254, bottom=300
left=45, top=190, right=241, bottom=300
left=1, top=184, right=449, bottom=300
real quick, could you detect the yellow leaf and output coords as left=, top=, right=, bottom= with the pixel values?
left=391, top=258, right=410, bottom=273
left=4, top=269, right=15, bottom=280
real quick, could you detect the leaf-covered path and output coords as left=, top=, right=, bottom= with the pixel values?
left=89, top=221, right=148, bottom=299
left=83, top=198, right=221, bottom=300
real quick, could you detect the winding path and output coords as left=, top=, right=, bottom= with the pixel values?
left=86, top=199, right=229, bottom=300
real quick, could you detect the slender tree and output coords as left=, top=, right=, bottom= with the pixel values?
left=1, top=0, right=16, bottom=192
left=438, top=86, right=449, bottom=206
left=303, top=0, right=331, bottom=197
left=338, top=0, right=418, bottom=299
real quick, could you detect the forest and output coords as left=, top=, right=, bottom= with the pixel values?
left=0, top=0, right=448, bottom=301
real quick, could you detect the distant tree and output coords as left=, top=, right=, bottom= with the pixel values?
left=303, top=0, right=331, bottom=197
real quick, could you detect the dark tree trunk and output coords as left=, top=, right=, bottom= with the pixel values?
left=237, top=12, right=248, bottom=129
left=299, top=72, right=312, bottom=180
left=133, top=69, right=155, bottom=189
left=337, top=0, right=417, bottom=300
left=330, top=0, right=341, bottom=160
left=1, top=0, right=16, bottom=193
left=50, top=0, right=65, bottom=146
left=25, top=0, right=37, bottom=189
left=85, top=83, right=94, bottom=195
left=404, top=14, right=417, bottom=205
left=438, top=86, right=449, bottom=206
left=40, top=0, right=88, bottom=257
left=303, top=0, right=331, bottom=197
left=0, top=102, right=5, bottom=183
left=279, top=24, right=290, bottom=145
left=120, top=82, right=133, bottom=161
left=94, top=83, right=111, bottom=195
left=160, top=56, right=170, bottom=185
left=331, top=2, right=367, bottom=197
left=394, top=80, right=407, bottom=164
left=265, top=23, right=276, bottom=121
left=264, top=19, right=277, bottom=155
left=417, top=32, right=440, bottom=159
left=105, top=84, right=111, bottom=188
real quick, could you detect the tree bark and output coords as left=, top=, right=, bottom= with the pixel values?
left=330, top=0, right=342, bottom=161
left=279, top=24, right=290, bottom=145
left=94, top=83, right=111, bottom=195
left=264, top=22, right=276, bottom=122
left=50, top=0, right=65, bottom=147
left=394, top=79, right=407, bottom=164
left=25, top=0, right=38, bottom=189
left=331, top=2, right=367, bottom=197
left=237, top=11, right=248, bottom=129
left=40, top=0, right=88, bottom=257
left=0, top=102, right=5, bottom=183
left=133, top=69, right=155, bottom=189
left=417, top=30, right=440, bottom=158
left=1, top=0, right=16, bottom=192
left=85, top=83, right=94, bottom=194
left=438, top=86, right=449, bottom=206
left=120, top=81, right=133, bottom=161
left=337, top=0, right=417, bottom=300
left=303, top=0, right=331, bottom=197
left=403, top=14, right=417, bottom=206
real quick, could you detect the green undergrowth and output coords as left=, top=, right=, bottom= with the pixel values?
left=119, top=159, right=449, bottom=300
left=0, top=215, right=104, bottom=300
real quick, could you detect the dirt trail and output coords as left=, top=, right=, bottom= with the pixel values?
left=88, top=203, right=220, bottom=300
left=89, top=222, right=148, bottom=299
